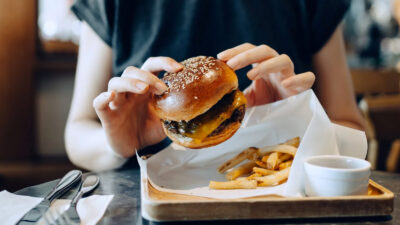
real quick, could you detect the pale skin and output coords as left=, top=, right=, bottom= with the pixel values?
left=65, top=22, right=364, bottom=171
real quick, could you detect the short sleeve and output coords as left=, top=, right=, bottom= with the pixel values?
left=71, top=0, right=115, bottom=46
left=306, top=0, right=350, bottom=53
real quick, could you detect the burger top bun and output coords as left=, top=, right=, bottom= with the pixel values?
left=152, top=56, right=238, bottom=122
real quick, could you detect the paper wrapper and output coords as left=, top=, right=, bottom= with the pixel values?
left=138, top=90, right=367, bottom=199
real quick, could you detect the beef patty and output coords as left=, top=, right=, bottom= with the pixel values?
left=163, top=91, right=245, bottom=138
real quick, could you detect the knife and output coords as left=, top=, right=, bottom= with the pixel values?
left=16, top=170, right=82, bottom=225
left=54, top=175, right=100, bottom=224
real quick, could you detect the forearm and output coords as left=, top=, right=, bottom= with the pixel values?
left=313, top=25, right=365, bottom=132
left=331, top=119, right=364, bottom=131
left=65, top=119, right=128, bottom=171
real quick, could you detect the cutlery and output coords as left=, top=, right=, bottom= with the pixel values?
left=48, top=175, right=100, bottom=225
left=16, top=170, right=82, bottom=225
left=44, top=209, right=75, bottom=225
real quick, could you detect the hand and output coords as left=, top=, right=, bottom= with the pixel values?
left=92, top=57, right=183, bottom=158
left=218, top=43, right=315, bottom=107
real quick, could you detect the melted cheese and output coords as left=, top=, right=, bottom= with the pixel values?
left=184, top=91, right=247, bottom=143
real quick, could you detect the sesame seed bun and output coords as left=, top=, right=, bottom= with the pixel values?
left=151, top=56, right=246, bottom=149
left=152, top=56, right=238, bottom=121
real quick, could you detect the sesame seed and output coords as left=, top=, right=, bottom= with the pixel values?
left=161, top=56, right=217, bottom=91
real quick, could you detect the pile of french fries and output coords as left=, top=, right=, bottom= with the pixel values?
left=209, top=137, right=300, bottom=189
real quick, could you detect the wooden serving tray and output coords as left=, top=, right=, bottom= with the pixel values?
left=141, top=178, right=394, bottom=222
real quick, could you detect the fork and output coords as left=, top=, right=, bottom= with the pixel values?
left=43, top=175, right=100, bottom=225
left=43, top=209, right=77, bottom=225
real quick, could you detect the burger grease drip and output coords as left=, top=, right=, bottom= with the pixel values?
left=162, top=56, right=217, bottom=92
left=163, top=90, right=246, bottom=142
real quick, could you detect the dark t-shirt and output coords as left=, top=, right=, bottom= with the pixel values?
left=71, top=0, right=349, bottom=157
left=72, top=0, right=349, bottom=91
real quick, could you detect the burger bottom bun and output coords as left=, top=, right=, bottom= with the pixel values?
left=162, top=121, right=242, bottom=149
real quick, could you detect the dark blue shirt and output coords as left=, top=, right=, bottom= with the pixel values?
left=72, top=0, right=349, bottom=91
left=71, top=0, right=349, bottom=157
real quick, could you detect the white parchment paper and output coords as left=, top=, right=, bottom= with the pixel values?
left=138, top=90, right=367, bottom=199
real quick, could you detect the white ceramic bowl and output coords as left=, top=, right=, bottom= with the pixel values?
left=304, top=155, right=371, bottom=197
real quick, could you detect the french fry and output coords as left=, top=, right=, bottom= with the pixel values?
left=279, top=160, right=293, bottom=170
left=278, top=178, right=288, bottom=185
left=247, top=173, right=262, bottom=180
left=255, top=168, right=290, bottom=186
left=255, top=160, right=267, bottom=168
left=284, top=137, right=300, bottom=148
left=215, top=137, right=299, bottom=189
left=259, top=144, right=297, bottom=156
left=266, top=152, right=281, bottom=169
left=218, top=147, right=259, bottom=173
left=246, top=151, right=260, bottom=161
left=277, top=153, right=292, bottom=165
left=209, top=179, right=257, bottom=189
left=252, top=167, right=276, bottom=175
left=225, top=161, right=256, bottom=180
left=261, top=154, right=269, bottom=163
left=235, top=177, right=249, bottom=181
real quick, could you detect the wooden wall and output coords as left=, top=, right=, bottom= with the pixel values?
left=0, top=0, right=36, bottom=160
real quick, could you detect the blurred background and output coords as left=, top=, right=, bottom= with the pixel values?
left=1, top=0, right=400, bottom=191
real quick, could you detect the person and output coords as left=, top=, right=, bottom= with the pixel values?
left=65, top=0, right=364, bottom=171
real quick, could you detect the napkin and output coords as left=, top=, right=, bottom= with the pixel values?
left=138, top=90, right=368, bottom=199
left=0, top=190, right=42, bottom=225
left=0, top=190, right=113, bottom=225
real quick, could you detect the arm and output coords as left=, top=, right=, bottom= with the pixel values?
left=65, top=22, right=125, bottom=171
left=312, top=25, right=365, bottom=130
left=65, top=23, right=182, bottom=171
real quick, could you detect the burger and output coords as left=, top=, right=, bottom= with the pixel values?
left=151, top=56, right=247, bottom=149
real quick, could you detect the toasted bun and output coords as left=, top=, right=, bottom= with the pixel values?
left=163, top=120, right=242, bottom=149
left=152, top=56, right=238, bottom=121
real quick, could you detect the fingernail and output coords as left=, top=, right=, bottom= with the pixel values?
left=227, top=59, right=238, bottom=70
left=156, top=82, right=167, bottom=93
left=174, top=63, right=183, bottom=70
left=217, top=52, right=228, bottom=60
left=247, top=69, right=258, bottom=79
left=135, top=82, right=148, bottom=90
